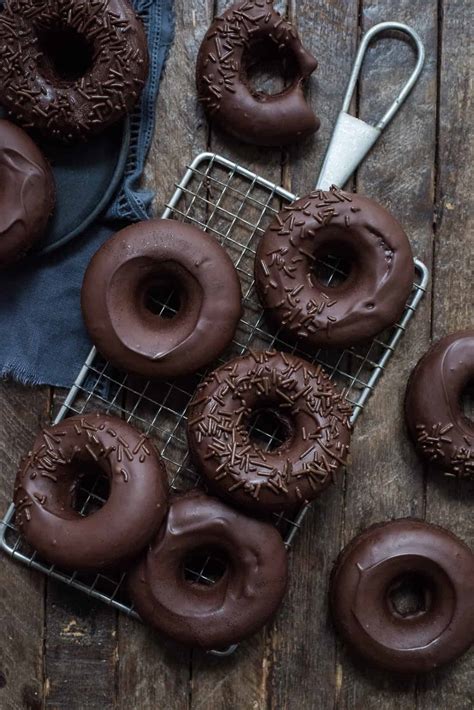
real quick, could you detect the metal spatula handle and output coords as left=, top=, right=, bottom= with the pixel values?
left=316, top=22, right=425, bottom=191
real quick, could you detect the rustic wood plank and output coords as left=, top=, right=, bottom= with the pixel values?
left=44, top=585, right=118, bottom=710
left=336, top=0, right=439, bottom=706
left=147, top=0, right=215, bottom=216
left=418, top=0, right=474, bottom=706
left=0, top=384, right=49, bottom=710
left=117, top=2, right=212, bottom=707
left=43, top=387, right=119, bottom=709
left=190, top=2, right=289, bottom=708
left=269, top=3, right=360, bottom=710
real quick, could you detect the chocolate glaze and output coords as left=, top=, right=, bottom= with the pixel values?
left=196, top=0, right=319, bottom=147
left=0, top=119, right=55, bottom=266
left=128, top=491, right=288, bottom=649
left=330, top=519, right=474, bottom=673
left=14, top=413, right=168, bottom=571
left=255, top=187, right=415, bottom=348
left=405, top=331, right=474, bottom=479
left=187, top=350, right=352, bottom=514
left=81, top=219, right=242, bottom=379
left=0, top=0, right=149, bottom=141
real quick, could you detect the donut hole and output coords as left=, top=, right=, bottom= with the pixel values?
left=387, top=572, right=434, bottom=619
left=73, top=465, right=110, bottom=516
left=183, top=545, right=228, bottom=586
left=247, top=408, right=292, bottom=452
left=36, top=26, right=95, bottom=82
left=243, top=38, right=299, bottom=96
left=143, top=279, right=181, bottom=320
left=461, top=380, right=474, bottom=421
left=312, top=235, right=356, bottom=289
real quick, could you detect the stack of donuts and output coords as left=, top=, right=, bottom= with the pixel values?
left=4, top=0, right=473, bottom=673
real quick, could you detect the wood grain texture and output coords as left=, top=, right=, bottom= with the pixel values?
left=269, top=3, right=360, bottom=710
left=148, top=0, right=214, bottom=217
left=337, top=0, right=439, bottom=706
left=0, top=384, right=49, bottom=710
left=419, top=0, right=474, bottom=706
left=44, top=586, right=118, bottom=710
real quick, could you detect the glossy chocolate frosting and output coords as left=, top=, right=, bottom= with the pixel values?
left=255, top=187, right=415, bottom=348
left=187, top=350, right=352, bottom=514
left=405, top=330, right=474, bottom=479
left=128, top=490, right=288, bottom=649
left=196, top=0, right=319, bottom=147
left=81, top=219, right=242, bottom=379
left=330, top=519, right=474, bottom=673
left=14, top=413, right=168, bottom=571
left=0, top=119, right=55, bottom=266
left=0, top=0, right=149, bottom=141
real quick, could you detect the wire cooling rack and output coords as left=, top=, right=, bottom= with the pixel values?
left=0, top=152, right=429, bottom=634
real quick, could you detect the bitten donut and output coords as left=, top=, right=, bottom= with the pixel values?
left=330, top=519, right=474, bottom=673
left=0, top=0, right=149, bottom=141
left=187, top=350, right=352, bottom=514
left=255, top=187, right=415, bottom=347
left=405, top=330, right=474, bottom=479
left=0, top=119, right=55, bottom=266
left=196, top=0, right=319, bottom=146
left=81, top=219, right=242, bottom=379
left=14, top=413, right=168, bottom=570
left=128, top=491, right=288, bottom=649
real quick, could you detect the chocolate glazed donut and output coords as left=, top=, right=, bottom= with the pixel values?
left=405, top=330, right=474, bottom=479
left=128, top=491, right=288, bottom=649
left=0, top=0, right=148, bottom=141
left=330, top=519, right=474, bottom=673
left=81, top=219, right=242, bottom=379
left=14, top=413, right=168, bottom=571
left=0, top=120, right=55, bottom=266
left=187, top=350, right=352, bottom=514
left=196, top=0, right=319, bottom=147
left=255, top=187, right=415, bottom=348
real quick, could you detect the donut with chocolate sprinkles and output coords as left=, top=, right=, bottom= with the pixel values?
left=187, top=350, right=352, bottom=514
left=0, top=119, right=55, bottom=266
left=405, top=330, right=474, bottom=479
left=196, top=0, right=319, bottom=147
left=255, top=187, right=415, bottom=348
left=0, top=0, right=149, bottom=141
left=128, top=491, right=288, bottom=650
left=14, top=413, right=168, bottom=571
left=330, top=519, right=474, bottom=673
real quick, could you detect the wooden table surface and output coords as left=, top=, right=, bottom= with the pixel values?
left=0, top=1, right=472, bottom=708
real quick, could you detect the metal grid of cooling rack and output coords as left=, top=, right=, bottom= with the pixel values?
left=0, top=151, right=429, bottom=627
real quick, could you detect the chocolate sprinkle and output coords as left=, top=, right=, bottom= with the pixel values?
left=187, top=350, right=352, bottom=514
left=255, top=188, right=414, bottom=348
left=0, top=0, right=149, bottom=141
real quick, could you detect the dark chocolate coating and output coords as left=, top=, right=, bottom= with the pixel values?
left=405, top=331, right=474, bottom=479
left=14, top=413, right=168, bottom=571
left=187, top=350, right=352, bottom=514
left=0, top=0, right=149, bottom=142
left=330, top=519, right=474, bottom=673
left=0, top=119, right=55, bottom=266
left=128, top=491, right=288, bottom=649
left=81, top=219, right=242, bottom=379
left=196, top=0, right=319, bottom=147
left=255, top=187, right=415, bottom=348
